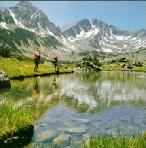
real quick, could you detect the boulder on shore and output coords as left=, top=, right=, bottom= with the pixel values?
left=0, top=70, right=11, bottom=88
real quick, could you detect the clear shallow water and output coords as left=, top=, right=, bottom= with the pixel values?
left=1, top=71, right=146, bottom=147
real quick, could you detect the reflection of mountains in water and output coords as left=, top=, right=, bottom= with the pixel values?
left=57, top=72, right=146, bottom=113
left=1, top=72, right=146, bottom=113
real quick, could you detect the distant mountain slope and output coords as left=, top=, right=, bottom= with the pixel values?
left=62, top=18, right=146, bottom=53
left=0, top=1, right=63, bottom=58
left=0, top=1, right=146, bottom=60
left=0, top=27, right=62, bottom=57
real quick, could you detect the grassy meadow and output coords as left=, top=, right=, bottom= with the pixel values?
left=0, top=56, right=74, bottom=78
left=101, top=60, right=146, bottom=72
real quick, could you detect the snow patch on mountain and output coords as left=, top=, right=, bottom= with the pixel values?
left=61, top=35, right=78, bottom=52
left=112, top=35, right=129, bottom=40
left=0, top=22, right=8, bottom=29
left=100, top=41, right=118, bottom=49
left=9, top=9, right=36, bottom=33
left=9, top=9, right=57, bottom=38
left=68, top=25, right=100, bottom=42
left=9, top=10, right=24, bottom=28
left=46, top=28, right=55, bottom=36
left=102, top=48, right=112, bottom=53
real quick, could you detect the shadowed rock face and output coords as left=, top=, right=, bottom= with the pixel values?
left=10, top=1, right=61, bottom=36
left=0, top=70, right=11, bottom=88
left=0, top=8, right=15, bottom=25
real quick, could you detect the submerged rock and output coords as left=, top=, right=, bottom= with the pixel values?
left=53, top=134, right=71, bottom=147
left=37, top=130, right=57, bottom=142
left=0, top=70, right=11, bottom=88
left=64, top=127, right=87, bottom=134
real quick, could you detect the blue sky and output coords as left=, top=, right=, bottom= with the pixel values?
left=0, top=1, right=146, bottom=31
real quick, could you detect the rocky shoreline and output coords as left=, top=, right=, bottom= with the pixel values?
left=101, top=69, right=146, bottom=73
left=0, top=70, right=11, bottom=88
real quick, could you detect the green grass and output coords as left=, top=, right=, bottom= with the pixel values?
left=0, top=56, right=74, bottom=77
left=0, top=56, right=74, bottom=136
left=84, top=134, right=146, bottom=148
left=101, top=61, right=146, bottom=72
left=0, top=101, right=33, bottom=133
left=0, top=98, right=58, bottom=135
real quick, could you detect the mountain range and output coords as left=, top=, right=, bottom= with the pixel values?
left=0, top=1, right=146, bottom=60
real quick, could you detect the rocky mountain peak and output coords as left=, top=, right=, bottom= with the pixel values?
left=15, top=1, right=33, bottom=8
left=8, top=1, right=61, bottom=36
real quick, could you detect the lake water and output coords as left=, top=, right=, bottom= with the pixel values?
left=1, top=71, right=146, bottom=147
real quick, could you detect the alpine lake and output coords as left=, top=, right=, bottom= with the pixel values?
left=1, top=71, right=146, bottom=148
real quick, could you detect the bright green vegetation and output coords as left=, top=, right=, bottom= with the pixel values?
left=77, top=55, right=101, bottom=72
left=101, top=48, right=146, bottom=72
left=0, top=56, right=73, bottom=135
left=0, top=76, right=60, bottom=135
left=79, top=50, right=146, bottom=73
left=101, top=59, right=146, bottom=72
left=0, top=56, right=74, bottom=77
left=102, top=63, right=146, bottom=72
left=84, top=134, right=146, bottom=148
left=0, top=101, right=33, bottom=134
left=0, top=99, right=57, bottom=135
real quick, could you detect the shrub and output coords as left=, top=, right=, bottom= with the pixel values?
left=0, top=46, right=11, bottom=57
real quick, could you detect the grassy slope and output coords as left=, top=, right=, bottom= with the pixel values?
left=101, top=48, right=146, bottom=72
left=101, top=61, right=146, bottom=72
left=0, top=56, right=73, bottom=77
left=102, top=64, right=146, bottom=72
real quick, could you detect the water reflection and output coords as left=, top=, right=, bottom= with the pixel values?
left=1, top=72, right=146, bottom=147
left=1, top=72, right=146, bottom=112
left=32, top=78, right=40, bottom=101
left=57, top=72, right=146, bottom=112
left=29, top=72, right=146, bottom=147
